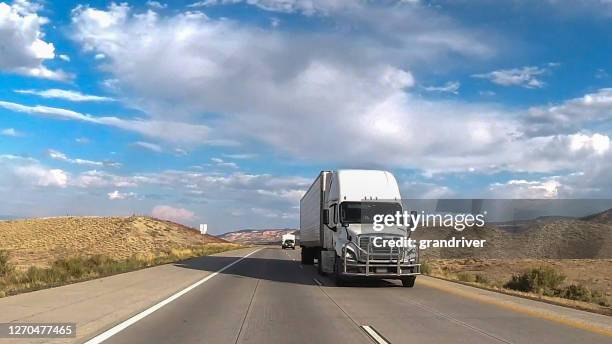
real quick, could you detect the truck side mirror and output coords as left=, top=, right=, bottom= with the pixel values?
left=323, top=209, right=330, bottom=225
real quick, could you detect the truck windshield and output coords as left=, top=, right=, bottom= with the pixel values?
left=340, top=202, right=402, bottom=224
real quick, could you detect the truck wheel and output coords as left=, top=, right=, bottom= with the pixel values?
left=301, top=247, right=314, bottom=265
left=401, top=276, right=416, bottom=288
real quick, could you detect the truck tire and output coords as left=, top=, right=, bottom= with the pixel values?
left=301, top=247, right=314, bottom=265
left=401, top=276, right=416, bottom=288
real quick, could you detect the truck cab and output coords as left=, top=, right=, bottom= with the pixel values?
left=300, top=170, right=420, bottom=287
left=281, top=233, right=296, bottom=250
left=282, top=238, right=295, bottom=249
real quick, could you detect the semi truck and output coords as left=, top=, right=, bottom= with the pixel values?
left=299, top=170, right=420, bottom=287
left=281, top=233, right=296, bottom=249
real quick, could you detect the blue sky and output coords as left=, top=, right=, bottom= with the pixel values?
left=0, top=0, right=611, bottom=233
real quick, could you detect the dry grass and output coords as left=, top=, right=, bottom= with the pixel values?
left=0, top=216, right=243, bottom=297
left=412, top=212, right=612, bottom=314
left=0, top=244, right=240, bottom=297
left=422, top=258, right=612, bottom=315
left=0, top=216, right=229, bottom=270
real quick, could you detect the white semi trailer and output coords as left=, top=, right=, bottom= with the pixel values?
left=299, top=170, right=420, bottom=287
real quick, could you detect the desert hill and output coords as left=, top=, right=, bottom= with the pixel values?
left=414, top=209, right=612, bottom=259
left=581, top=208, right=612, bottom=224
left=219, top=228, right=297, bottom=244
left=0, top=216, right=227, bottom=269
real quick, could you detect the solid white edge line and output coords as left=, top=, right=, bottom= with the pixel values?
left=83, top=248, right=263, bottom=344
left=361, top=325, right=390, bottom=344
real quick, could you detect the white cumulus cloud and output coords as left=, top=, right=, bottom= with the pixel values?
left=0, top=155, right=68, bottom=188
left=107, top=190, right=136, bottom=200
left=151, top=205, right=196, bottom=223
left=59, top=2, right=611, bottom=192
left=16, top=166, right=68, bottom=187
left=0, top=1, right=70, bottom=80
left=66, top=4, right=501, bottom=172
left=568, top=133, right=610, bottom=155
left=524, top=88, right=612, bottom=136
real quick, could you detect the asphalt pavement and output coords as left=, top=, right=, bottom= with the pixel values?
left=92, top=247, right=612, bottom=344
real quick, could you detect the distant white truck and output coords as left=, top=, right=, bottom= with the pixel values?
left=299, top=170, right=420, bottom=287
left=281, top=233, right=296, bottom=249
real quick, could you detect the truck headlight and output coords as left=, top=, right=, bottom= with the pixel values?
left=345, top=247, right=358, bottom=261
left=404, top=248, right=416, bottom=262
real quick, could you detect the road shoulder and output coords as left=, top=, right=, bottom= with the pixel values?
left=0, top=247, right=260, bottom=344
left=418, top=275, right=612, bottom=337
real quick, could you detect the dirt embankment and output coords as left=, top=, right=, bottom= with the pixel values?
left=0, top=216, right=228, bottom=269
left=413, top=209, right=612, bottom=260
left=412, top=209, right=612, bottom=314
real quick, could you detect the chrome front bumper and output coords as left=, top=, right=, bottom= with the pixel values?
left=341, top=236, right=420, bottom=277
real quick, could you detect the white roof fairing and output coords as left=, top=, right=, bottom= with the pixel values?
left=334, top=169, right=402, bottom=202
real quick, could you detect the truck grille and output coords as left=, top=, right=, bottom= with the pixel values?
left=358, top=235, right=403, bottom=262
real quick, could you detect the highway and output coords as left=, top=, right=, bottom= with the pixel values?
left=82, top=247, right=612, bottom=344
